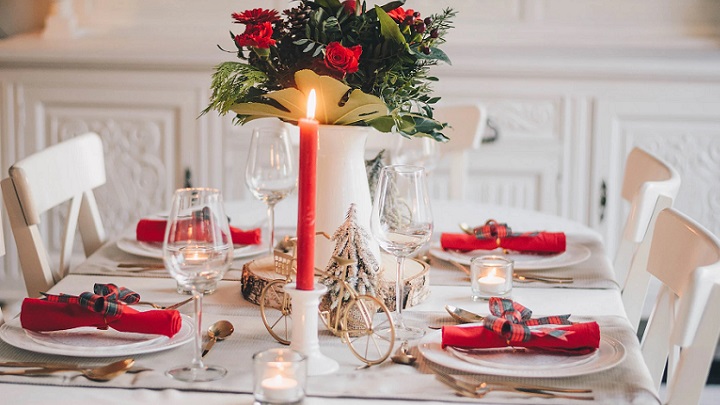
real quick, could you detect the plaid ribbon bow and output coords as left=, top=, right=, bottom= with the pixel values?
left=473, top=219, right=511, bottom=240
left=482, top=297, right=573, bottom=344
left=42, top=283, right=140, bottom=319
left=473, top=220, right=540, bottom=247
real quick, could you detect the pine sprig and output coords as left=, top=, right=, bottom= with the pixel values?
left=201, top=62, right=268, bottom=116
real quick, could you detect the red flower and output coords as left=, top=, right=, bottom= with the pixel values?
left=235, top=22, right=276, bottom=49
left=232, top=8, right=279, bottom=24
left=387, top=7, right=418, bottom=23
left=342, top=0, right=358, bottom=15
left=324, top=42, right=362, bottom=74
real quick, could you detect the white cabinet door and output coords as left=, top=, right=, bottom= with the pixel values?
left=592, top=99, right=720, bottom=256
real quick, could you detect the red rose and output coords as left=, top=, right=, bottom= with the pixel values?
left=235, top=22, right=276, bottom=49
left=324, top=42, right=362, bottom=74
left=232, top=8, right=279, bottom=24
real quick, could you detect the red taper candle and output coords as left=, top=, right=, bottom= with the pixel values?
left=296, top=89, right=319, bottom=291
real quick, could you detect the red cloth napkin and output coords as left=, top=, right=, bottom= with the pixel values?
left=20, top=298, right=182, bottom=338
left=441, top=321, right=600, bottom=355
left=440, top=232, right=566, bottom=254
left=136, top=218, right=262, bottom=245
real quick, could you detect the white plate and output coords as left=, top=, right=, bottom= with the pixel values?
left=429, top=242, right=591, bottom=271
left=418, top=328, right=625, bottom=378
left=0, top=315, right=193, bottom=357
left=116, top=237, right=264, bottom=260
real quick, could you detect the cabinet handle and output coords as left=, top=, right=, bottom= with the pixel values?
left=599, top=180, right=607, bottom=223
left=184, top=168, right=192, bottom=188
left=480, top=118, right=500, bottom=144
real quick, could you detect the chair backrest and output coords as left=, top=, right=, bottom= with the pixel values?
left=637, top=208, right=720, bottom=405
left=365, top=104, right=487, bottom=200
left=1, top=132, right=107, bottom=297
left=616, top=147, right=680, bottom=329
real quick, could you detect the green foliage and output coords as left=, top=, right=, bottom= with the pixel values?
left=205, top=1, right=456, bottom=140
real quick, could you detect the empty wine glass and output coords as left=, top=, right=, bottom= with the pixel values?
left=371, top=165, right=433, bottom=340
left=163, top=188, right=233, bottom=382
left=245, top=127, right=297, bottom=255
left=391, top=137, right=439, bottom=174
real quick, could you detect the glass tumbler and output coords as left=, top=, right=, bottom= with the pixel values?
left=253, top=348, right=307, bottom=405
left=470, top=255, right=513, bottom=301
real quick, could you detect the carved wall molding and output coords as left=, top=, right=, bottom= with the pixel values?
left=485, top=99, right=559, bottom=140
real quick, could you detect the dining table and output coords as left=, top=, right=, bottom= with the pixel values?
left=0, top=199, right=660, bottom=404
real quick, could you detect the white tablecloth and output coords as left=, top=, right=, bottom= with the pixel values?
left=0, top=201, right=659, bottom=404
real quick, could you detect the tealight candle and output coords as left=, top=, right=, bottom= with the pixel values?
left=254, top=348, right=307, bottom=405
left=261, top=374, right=299, bottom=403
left=470, top=255, right=513, bottom=301
left=477, top=268, right=505, bottom=294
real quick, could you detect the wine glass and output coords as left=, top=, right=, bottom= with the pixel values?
left=391, top=136, right=439, bottom=174
left=163, top=188, right=233, bottom=382
left=371, top=165, right=433, bottom=340
left=245, top=127, right=297, bottom=255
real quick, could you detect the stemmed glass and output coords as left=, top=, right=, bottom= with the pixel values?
left=392, top=136, right=439, bottom=175
left=163, top=188, right=233, bottom=382
left=371, top=165, right=433, bottom=340
left=245, top=127, right=297, bottom=255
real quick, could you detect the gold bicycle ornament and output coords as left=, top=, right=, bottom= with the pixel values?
left=259, top=235, right=396, bottom=366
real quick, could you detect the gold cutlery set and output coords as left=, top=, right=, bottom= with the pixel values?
left=391, top=339, right=594, bottom=400
left=0, top=359, right=144, bottom=382
left=434, top=372, right=594, bottom=400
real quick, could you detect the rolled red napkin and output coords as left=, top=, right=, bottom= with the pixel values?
left=21, top=299, right=182, bottom=338
left=441, top=297, right=600, bottom=355
left=20, top=283, right=182, bottom=338
left=442, top=322, right=600, bottom=355
left=136, top=218, right=262, bottom=245
left=440, top=232, right=566, bottom=254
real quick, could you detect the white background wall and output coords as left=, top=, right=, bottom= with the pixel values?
left=0, top=0, right=719, bottom=298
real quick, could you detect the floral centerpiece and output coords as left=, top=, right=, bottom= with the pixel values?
left=203, top=0, right=455, bottom=141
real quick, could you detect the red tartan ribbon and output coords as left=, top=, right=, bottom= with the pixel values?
left=473, top=219, right=511, bottom=240
left=473, top=219, right=542, bottom=247
left=483, top=297, right=572, bottom=343
left=42, top=283, right=140, bottom=319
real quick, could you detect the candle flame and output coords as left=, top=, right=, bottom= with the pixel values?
left=488, top=268, right=496, bottom=277
left=307, top=89, right=316, bottom=120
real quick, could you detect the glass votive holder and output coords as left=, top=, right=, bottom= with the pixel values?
left=253, top=348, right=307, bottom=405
left=470, top=255, right=513, bottom=301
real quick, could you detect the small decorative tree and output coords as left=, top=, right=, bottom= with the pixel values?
left=321, top=204, right=383, bottom=309
left=365, top=149, right=387, bottom=203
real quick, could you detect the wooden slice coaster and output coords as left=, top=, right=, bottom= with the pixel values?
left=241, top=253, right=429, bottom=310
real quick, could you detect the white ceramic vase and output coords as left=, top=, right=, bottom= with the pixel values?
left=314, top=125, right=382, bottom=270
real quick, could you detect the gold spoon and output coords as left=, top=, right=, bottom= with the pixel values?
left=445, top=305, right=485, bottom=324
left=0, top=359, right=134, bottom=382
left=458, top=223, right=475, bottom=235
left=202, top=320, right=235, bottom=357
left=390, top=341, right=417, bottom=365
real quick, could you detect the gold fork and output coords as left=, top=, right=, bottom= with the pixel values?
left=135, top=296, right=194, bottom=310
left=435, top=373, right=594, bottom=400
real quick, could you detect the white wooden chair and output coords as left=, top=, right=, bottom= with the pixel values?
left=365, top=104, right=487, bottom=200
left=633, top=208, right=720, bottom=405
left=1, top=132, right=107, bottom=298
left=616, top=147, right=681, bottom=330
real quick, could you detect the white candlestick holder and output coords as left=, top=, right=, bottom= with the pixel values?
left=285, top=282, right=339, bottom=376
